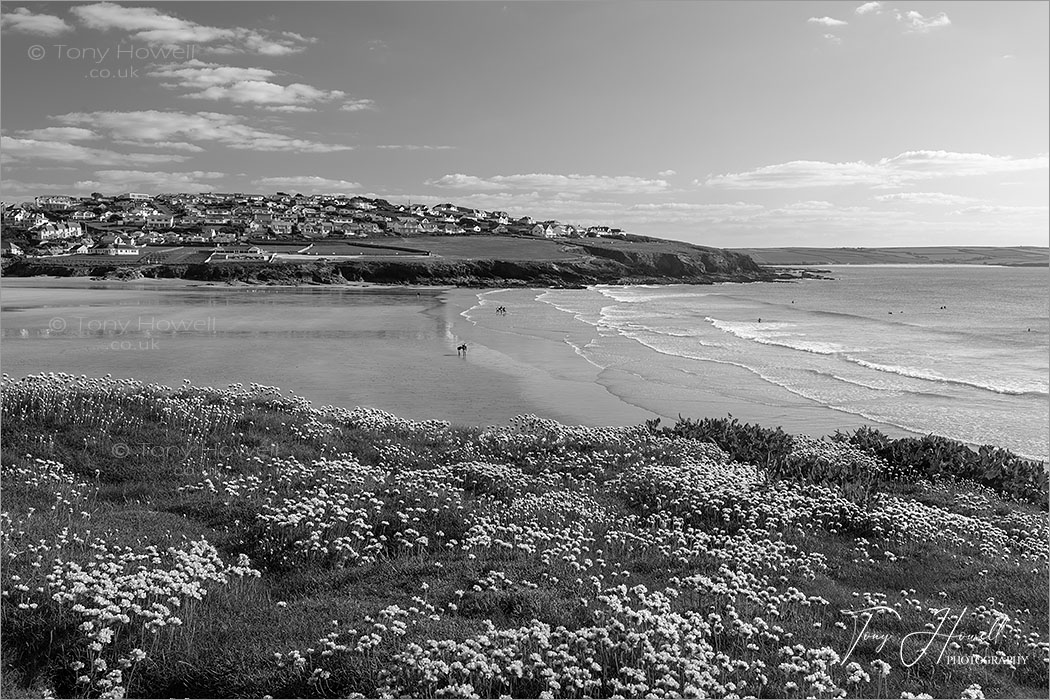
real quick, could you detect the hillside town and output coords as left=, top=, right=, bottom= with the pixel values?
left=0, top=192, right=628, bottom=260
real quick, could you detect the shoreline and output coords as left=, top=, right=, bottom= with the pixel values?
left=2, top=277, right=913, bottom=439
left=2, top=278, right=1039, bottom=457
left=0, top=275, right=453, bottom=292
left=440, top=287, right=926, bottom=441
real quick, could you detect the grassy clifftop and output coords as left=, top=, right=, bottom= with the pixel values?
left=2, top=235, right=784, bottom=287
left=2, top=375, right=1047, bottom=699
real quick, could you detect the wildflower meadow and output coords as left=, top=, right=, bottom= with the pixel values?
left=1, top=373, right=1047, bottom=699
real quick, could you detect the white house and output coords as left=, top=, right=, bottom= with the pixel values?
left=32, top=221, right=83, bottom=241
left=146, top=213, right=174, bottom=228
left=35, top=196, right=75, bottom=211
left=269, top=219, right=295, bottom=236
left=91, top=244, right=140, bottom=256
left=390, top=217, right=422, bottom=235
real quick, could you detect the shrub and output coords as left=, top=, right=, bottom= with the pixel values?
left=833, top=428, right=1049, bottom=508
left=667, top=415, right=794, bottom=470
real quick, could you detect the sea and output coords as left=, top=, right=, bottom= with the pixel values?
left=462, top=265, right=1049, bottom=461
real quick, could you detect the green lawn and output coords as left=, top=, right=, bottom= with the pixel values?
left=396, top=235, right=583, bottom=261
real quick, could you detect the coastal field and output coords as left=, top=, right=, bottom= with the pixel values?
left=2, top=374, right=1047, bottom=699
left=374, top=235, right=583, bottom=261
left=732, top=247, right=1049, bottom=267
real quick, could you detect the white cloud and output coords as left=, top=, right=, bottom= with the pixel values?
left=1, top=7, right=72, bottom=36
left=226, top=29, right=317, bottom=57
left=340, top=99, right=377, bottom=112
left=54, top=110, right=353, bottom=153
left=253, top=176, right=361, bottom=193
left=70, top=3, right=314, bottom=55
left=15, top=127, right=98, bottom=141
left=875, top=192, right=978, bottom=205
left=262, top=105, right=318, bottom=113
left=808, top=17, right=848, bottom=27
left=702, top=160, right=882, bottom=189
left=702, top=151, right=1049, bottom=189
left=855, top=2, right=883, bottom=15
left=149, top=61, right=356, bottom=110
left=192, top=81, right=343, bottom=107
left=657, top=169, right=677, bottom=177
left=782, top=200, right=837, bottom=210
left=895, top=9, right=951, bottom=33
left=0, top=136, right=189, bottom=166
left=823, top=33, right=843, bottom=45
left=428, top=173, right=670, bottom=195
left=73, top=2, right=228, bottom=42
left=73, top=170, right=226, bottom=192
left=150, top=61, right=276, bottom=89
left=143, top=141, right=206, bottom=152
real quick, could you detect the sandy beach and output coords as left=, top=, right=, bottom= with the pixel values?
left=1, top=278, right=921, bottom=437
left=441, top=288, right=919, bottom=438
left=1, top=280, right=531, bottom=425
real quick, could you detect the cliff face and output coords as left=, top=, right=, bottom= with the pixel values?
left=1, top=243, right=778, bottom=287
left=574, top=243, right=765, bottom=278
left=173, top=251, right=774, bottom=287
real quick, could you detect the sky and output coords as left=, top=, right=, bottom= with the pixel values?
left=1, top=1, right=1048, bottom=247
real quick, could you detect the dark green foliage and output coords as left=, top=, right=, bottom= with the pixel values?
left=833, top=427, right=1049, bottom=508
left=667, top=415, right=884, bottom=504
left=667, top=414, right=794, bottom=469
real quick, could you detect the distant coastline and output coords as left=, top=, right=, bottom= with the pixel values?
left=732, top=245, right=1049, bottom=267
left=1, top=235, right=812, bottom=288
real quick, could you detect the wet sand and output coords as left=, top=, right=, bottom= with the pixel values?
left=2, top=279, right=915, bottom=436
left=1, top=281, right=534, bottom=425
left=443, top=288, right=920, bottom=438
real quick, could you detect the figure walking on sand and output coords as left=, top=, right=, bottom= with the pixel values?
left=457, top=343, right=467, bottom=356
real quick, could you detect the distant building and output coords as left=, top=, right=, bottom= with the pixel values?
left=390, top=217, right=422, bottom=235
left=32, top=221, right=83, bottom=241
left=145, top=213, right=174, bottom=228
left=269, top=219, right=295, bottom=236
left=35, top=196, right=75, bottom=211
left=91, top=244, right=140, bottom=256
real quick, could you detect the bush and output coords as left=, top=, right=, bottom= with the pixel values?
left=833, top=428, right=1048, bottom=508
left=667, top=415, right=793, bottom=469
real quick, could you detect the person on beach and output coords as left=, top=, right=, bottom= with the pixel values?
left=457, top=343, right=467, bottom=356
